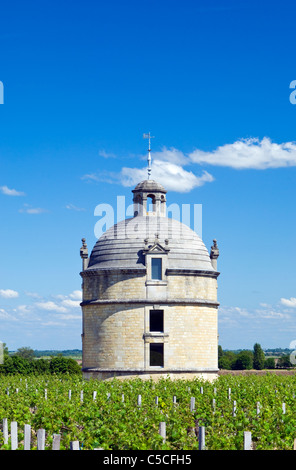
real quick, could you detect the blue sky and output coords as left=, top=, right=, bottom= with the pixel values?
left=1, top=0, right=296, bottom=351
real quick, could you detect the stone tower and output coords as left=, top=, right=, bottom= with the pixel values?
left=80, top=178, right=220, bottom=381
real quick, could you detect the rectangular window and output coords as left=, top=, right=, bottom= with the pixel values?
left=151, top=258, right=162, bottom=280
left=149, top=310, right=164, bottom=332
left=150, top=343, right=164, bottom=367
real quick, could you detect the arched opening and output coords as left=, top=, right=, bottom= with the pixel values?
left=133, top=195, right=142, bottom=216
left=147, top=194, right=156, bottom=213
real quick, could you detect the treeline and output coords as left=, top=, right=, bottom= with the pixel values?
left=32, top=349, right=82, bottom=358
left=0, top=346, right=81, bottom=375
left=219, top=343, right=294, bottom=370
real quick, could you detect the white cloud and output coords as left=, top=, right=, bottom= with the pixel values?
left=99, top=149, right=117, bottom=159
left=35, top=301, right=68, bottom=313
left=0, top=185, right=25, bottom=196
left=255, top=307, right=290, bottom=319
left=189, top=137, right=296, bottom=169
left=19, top=204, right=47, bottom=214
left=65, top=204, right=86, bottom=212
left=120, top=160, right=214, bottom=193
left=0, top=308, right=17, bottom=320
left=61, top=299, right=81, bottom=308
left=280, top=297, right=296, bottom=308
left=69, top=290, right=82, bottom=300
left=0, top=289, right=19, bottom=298
left=34, top=291, right=82, bottom=313
left=83, top=145, right=215, bottom=193
left=25, top=292, right=42, bottom=299
left=85, top=137, right=296, bottom=193
left=52, top=291, right=82, bottom=308
left=55, top=313, right=81, bottom=321
left=17, top=305, right=33, bottom=314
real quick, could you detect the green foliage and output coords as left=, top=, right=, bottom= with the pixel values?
left=218, top=350, right=236, bottom=369
left=15, top=347, right=35, bottom=361
left=0, top=355, right=81, bottom=375
left=253, top=343, right=265, bottom=370
left=277, top=355, right=292, bottom=368
left=218, top=344, right=292, bottom=371
left=1, top=374, right=296, bottom=450
left=49, top=356, right=81, bottom=374
left=233, top=350, right=253, bottom=370
left=264, top=357, right=275, bottom=369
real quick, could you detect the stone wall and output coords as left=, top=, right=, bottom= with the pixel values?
left=81, top=268, right=219, bottom=379
left=82, top=270, right=218, bottom=302
left=82, top=302, right=218, bottom=371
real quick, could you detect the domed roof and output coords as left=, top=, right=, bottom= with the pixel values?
left=87, top=215, right=214, bottom=272
left=132, top=179, right=167, bottom=193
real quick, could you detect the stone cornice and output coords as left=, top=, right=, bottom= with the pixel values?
left=80, top=267, right=146, bottom=277
left=82, top=367, right=219, bottom=373
left=81, top=298, right=219, bottom=307
left=80, top=267, right=220, bottom=278
left=166, top=268, right=220, bottom=278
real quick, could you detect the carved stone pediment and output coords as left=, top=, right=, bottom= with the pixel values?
left=143, top=241, right=170, bottom=255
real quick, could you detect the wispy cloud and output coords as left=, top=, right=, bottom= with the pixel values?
left=65, top=203, right=86, bottom=212
left=35, top=291, right=82, bottom=313
left=84, top=137, right=296, bottom=193
left=0, top=185, right=25, bottom=196
left=99, top=149, right=117, bottom=159
left=0, top=289, right=19, bottom=298
left=19, top=204, right=47, bottom=214
left=0, top=308, right=17, bottom=320
left=35, top=301, right=68, bottom=313
left=25, top=292, right=42, bottom=299
left=69, top=290, right=82, bottom=300
left=120, top=160, right=214, bottom=193
left=82, top=170, right=121, bottom=185
left=219, top=302, right=292, bottom=326
left=83, top=147, right=214, bottom=193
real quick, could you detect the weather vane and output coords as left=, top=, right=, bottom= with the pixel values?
left=143, top=132, right=154, bottom=180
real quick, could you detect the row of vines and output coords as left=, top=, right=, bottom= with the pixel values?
left=1, top=373, right=296, bottom=450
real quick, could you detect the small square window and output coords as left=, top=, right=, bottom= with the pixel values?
left=150, top=310, right=164, bottom=332
left=150, top=343, right=164, bottom=367
left=151, top=258, right=162, bottom=280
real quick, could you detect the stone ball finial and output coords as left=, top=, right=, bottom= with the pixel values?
left=80, top=238, right=88, bottom=259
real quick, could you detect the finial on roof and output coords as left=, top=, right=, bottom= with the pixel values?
left=80, top=238, right=89, bottom=271
left=143, top=132, right=154, bottom=180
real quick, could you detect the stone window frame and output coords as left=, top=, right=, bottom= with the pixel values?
left=149, top=343, right=164, bottom=367
left=143, top=305, right=169, bottom=370
left=144, top=242, right=169, bottom=287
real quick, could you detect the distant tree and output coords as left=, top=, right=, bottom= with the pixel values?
left=219, top=356, right=232, bottom=370
left=218, top=349, right=237, bottom=369
left=15, top=347, right=35, bottom=361
left=233, top=350, right=253, bottom=370
left=49, top=356, right=81, bottom=374
left=34, top=358, right=50, bottom=374
left=264, top=357, right=275, bottom=369
left=253, top=343, right=265, bottom=370
left=218, top=345, right=223, bottom=359
left=3, top=356, right=33, bottom=374
left=277, top=355, right=292, bottom=368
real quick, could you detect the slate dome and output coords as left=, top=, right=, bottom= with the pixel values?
left=87, top=215, right=214, bottom=272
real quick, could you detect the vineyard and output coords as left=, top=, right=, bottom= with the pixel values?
left=1, top=373, right=296, bottom=450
